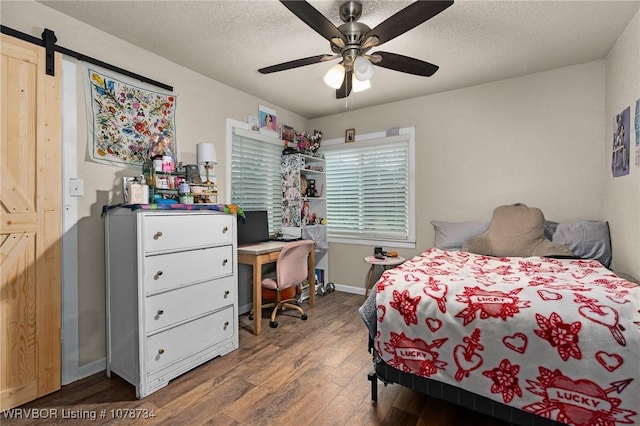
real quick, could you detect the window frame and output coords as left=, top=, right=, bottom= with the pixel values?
left=320, top=127, right=416, bottom=249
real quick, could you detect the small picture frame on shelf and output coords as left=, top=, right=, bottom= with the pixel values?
left=248, top=116, right=259, bottom=131
left=345, top=128, right=355, bottom=143
left=185, top=164, right=202, bottom=183
left=282, top=124, right=295, bottom=142
left=386, top=127, right=400, bottom=136
left=122, top=176, right=136, bottom=204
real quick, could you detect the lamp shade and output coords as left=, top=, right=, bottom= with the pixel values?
left=353, top=56, right=374, bottom=81
left=352, top=74, right=371, bottom=92
left=197, top=143, right=216, bottom=164
left=323, top=63, right=345, bottom=89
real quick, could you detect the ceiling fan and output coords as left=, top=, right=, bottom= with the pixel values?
left=258, top=0, right=454, bottom=99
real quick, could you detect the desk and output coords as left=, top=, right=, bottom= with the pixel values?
left=237, top=241, right=315, bottom=336
left=363, top=255, right=405, bottom=300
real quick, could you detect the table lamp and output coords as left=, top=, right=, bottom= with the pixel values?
left=197, top=143, right=217, bottom=185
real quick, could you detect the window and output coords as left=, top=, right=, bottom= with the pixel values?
left=322, top=128, right=415, bottom=246
left=228, top=121, right=282, bottom=233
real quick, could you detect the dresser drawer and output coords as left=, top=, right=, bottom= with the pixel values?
left=142, top=213, right=233, bottom=254
left=145, top=276, right=235, bottom=333
left=145, top=307, right=235, bottom=373
left=144, top=245, right=233, bottom=294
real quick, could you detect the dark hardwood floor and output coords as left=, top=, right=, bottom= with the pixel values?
left=3, top=292, right=510, bottom=425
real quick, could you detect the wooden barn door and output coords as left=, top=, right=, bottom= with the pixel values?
left=1, top=34, right=62, bottom=410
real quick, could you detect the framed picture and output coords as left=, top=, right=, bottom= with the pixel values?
left=122, top=176, right=136, bottom=203
left=345, top=128, right=355, bottom=143
left=185, top=164, right=202, bottom=183
left=248, top=116, right=259, bottom=131
left=259, top=104, right=278, bottom=136
left=386, top=127, right=400, bottom=137
left=282, top=124, right=295, bottom=142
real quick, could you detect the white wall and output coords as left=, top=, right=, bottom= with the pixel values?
left=604, top=9, right=640, bottom=280
left=310, top=62, right=607, bottom=289
left=2, top=0, right=308, bottom=375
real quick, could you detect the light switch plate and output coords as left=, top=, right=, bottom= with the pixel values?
left=70, top=178, right=84, bottom=197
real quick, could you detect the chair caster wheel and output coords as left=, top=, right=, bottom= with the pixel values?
left=269, top=321, right=278, bottom=328
left=327, top=282, right=335, bottom=292
left=301, top=314, right=308, bottom=321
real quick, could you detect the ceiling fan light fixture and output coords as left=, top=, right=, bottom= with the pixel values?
left=323, top=63, right=346, bottom=89
left=353, top=56, right=374, bottom=81
left=352, top=74, right=371, bottom=92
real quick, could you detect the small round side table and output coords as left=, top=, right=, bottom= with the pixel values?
left=363, top=255, right=405, bottom=300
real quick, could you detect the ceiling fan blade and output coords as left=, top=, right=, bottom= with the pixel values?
left=258, top=54, right=334, bottom=74
left=364, top=1, right=454, bottom=46
left=280, top=1, right=346, bottom=45
left=371, top=51, right=439, bottom=77
left=336, top=70, right=353, bottom=99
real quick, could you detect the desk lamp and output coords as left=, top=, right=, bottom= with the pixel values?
left=197, top=143, right=217, bottom=185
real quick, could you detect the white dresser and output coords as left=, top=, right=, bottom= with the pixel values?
left=104, top=209, right=238, bottom=398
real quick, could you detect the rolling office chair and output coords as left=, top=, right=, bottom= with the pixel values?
left=256, top=240, right=314, bottom=329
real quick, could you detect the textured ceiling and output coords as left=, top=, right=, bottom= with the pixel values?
left=40, top=0, right=640, bottom=119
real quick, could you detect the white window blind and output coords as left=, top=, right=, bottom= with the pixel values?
left=230, top=128, right=282, bottom=233
left=323, top=135, right=411, bottom=241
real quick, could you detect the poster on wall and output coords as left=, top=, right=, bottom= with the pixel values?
left=84, top=64, right=177, bottom=167
left=611, top=106, right=630, bottom=177
left=258, top=104, right=278, bottom=137
left=635, top=98, right=639, bottom=167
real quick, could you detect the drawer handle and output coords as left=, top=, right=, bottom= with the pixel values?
left=222, top=226, right=229, bottom=233
left=158, top=348, right=165, bottom=355
left=157, top=309, right=164, bottom=316
left=224, top=290, right=230, bottom=297
left=154, top=231, right=163, bottom=239
left=155, top=270, right=164, bottom=279
left=224, top=321, right=230, bottom=329
left=222, top=259, right=228, bottom=266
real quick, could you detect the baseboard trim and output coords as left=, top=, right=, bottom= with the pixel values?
left=332, top=283, right=365, bottom=295
left=76, top=358, right=106, bottom=381
left=238, top=302, right=252, bottom=315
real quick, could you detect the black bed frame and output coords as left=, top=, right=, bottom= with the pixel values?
left=367, top=337, right=563, bottom=426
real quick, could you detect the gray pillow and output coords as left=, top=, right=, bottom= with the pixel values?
left=552, top=221, right=612, bottom=267
left=544, top=221, right=559, bottom=240
left=431, top=221, right=490, bottom=251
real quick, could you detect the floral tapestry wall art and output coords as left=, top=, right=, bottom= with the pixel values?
left=85, top=65, right=177, bottom=167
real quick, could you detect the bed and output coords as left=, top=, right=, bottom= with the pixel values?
left=360, top=205, right=639, bottom=426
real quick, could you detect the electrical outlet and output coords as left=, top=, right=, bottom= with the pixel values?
left=70, top=178, right=84, bottom=197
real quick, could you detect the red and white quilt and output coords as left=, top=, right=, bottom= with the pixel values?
left=375, top=248, right=639, bottom=426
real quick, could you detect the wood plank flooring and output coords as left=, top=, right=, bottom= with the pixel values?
left=2, top=292, right=509, bottom=425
